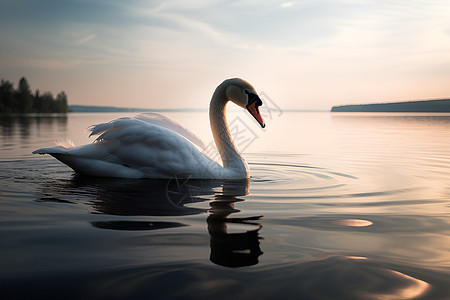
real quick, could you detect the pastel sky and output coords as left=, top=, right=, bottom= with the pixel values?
left=1, top=0, right=449, bottom=110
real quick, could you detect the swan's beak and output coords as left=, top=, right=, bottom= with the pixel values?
left=246, top=97, right=265, bottom=128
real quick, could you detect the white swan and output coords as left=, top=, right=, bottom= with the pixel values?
left=33, top=78, right=266, bottom=179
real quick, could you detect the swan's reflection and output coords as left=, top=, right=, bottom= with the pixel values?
left=35, top=175, right=264, bottom=267
left=207, top=181, right=263, bottom=267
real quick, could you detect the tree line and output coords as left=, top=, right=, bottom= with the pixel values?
left=0, top=77, right=68, bottom=114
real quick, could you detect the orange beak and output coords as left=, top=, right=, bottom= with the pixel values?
left=246, top=98, right=265, bottom=128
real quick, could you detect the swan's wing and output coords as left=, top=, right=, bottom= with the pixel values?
left=34, top=114, right=221, bottom=178
left=135, top=113, right=205, bottom=150
left=88, top=113, right=205, bottom=150
left=88, top=117, right=144, bottom=141
left=84, top=120, right=220, bottom=178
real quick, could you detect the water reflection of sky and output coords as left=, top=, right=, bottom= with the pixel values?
left=0, top=112, right=449, bottom=299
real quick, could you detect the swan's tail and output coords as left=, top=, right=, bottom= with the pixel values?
left=32, top=146, right=92, bottom=175
left=33, top=139, right=75, bottom=155
left=32, top=147, right=70, bottom=155
left=32, top=145, right=141, bottom=178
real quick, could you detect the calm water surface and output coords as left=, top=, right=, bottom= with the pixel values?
left=0, top=112, right=449, bottom=299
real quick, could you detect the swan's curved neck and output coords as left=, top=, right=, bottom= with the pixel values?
left=209, top=85, right=248, bottom=177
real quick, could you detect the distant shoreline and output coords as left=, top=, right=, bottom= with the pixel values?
left=68, top=105, right=207, bottom=113
left=68, top=100, right=450, bottom=114
left=68, top=105, right=330, bottom=113
left=331, top=99, right=450, bottom=112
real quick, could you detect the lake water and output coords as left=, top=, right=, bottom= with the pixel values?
left=1, top=111, right=449, bottom=299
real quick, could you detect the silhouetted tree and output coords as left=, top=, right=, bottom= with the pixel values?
left=56, top=91, right=68, bottom=113
left=16, top=77, right=33, bottom=113
left=0, top=80, right=15, bottom=114
left=40, top=92, right=54, bottom=113
left=33, top=89, right=41, bottom=112
left=0, top=77, right=69, bottom=114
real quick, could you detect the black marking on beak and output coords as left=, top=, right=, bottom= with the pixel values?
left=245, top=90, right=263, bottom=108
left=245, top=91, right=265, bottom=128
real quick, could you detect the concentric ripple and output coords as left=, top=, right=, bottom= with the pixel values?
left=246, top=153, right=415, bottom=201
left=247, top=155, right=358, bottom=200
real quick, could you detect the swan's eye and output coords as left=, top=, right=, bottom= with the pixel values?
left=245, top=91, right=262, bottom=107
left=244, top=90, right=249, bottom=94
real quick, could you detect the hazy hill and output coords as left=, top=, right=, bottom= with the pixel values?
left=331, top=99, right=450, bottom=112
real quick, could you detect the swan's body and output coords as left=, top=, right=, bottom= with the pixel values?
left=33, top=78, right=265, bottom=179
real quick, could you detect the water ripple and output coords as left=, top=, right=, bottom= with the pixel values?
left=245, top=154, right=430, bottom=204
left=248, top=159, right=368, bottom=200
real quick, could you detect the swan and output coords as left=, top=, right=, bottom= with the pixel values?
left=33, top=78, right=266, bottom=179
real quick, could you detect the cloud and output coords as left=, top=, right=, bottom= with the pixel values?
left=280, top=2, right=294, bottom=8
left=74, top=34, right=96, bottom=46
left=150, top=13, right=230, bottom=45
left=0, top=0, right=449, bottom=108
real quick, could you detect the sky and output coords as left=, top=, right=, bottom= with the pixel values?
left=0, top=0, right=449, bottom=110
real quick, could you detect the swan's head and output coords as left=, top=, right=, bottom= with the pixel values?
left=224, top=78, right=266, bottom=128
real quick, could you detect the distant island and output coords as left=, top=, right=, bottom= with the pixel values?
left=331, top=99, right=450, bottom=112
left=0, top=77, right=68, bottom=114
